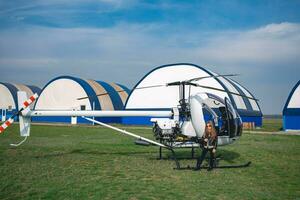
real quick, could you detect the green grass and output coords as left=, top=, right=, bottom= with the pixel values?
left=259, top=118, right=283, bottom=132
left=242, top=118, right=283, bottom=132
left=0, top=123, right=299, bottom=200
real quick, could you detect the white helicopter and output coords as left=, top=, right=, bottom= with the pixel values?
left=0, top=74, right=254, bottom=169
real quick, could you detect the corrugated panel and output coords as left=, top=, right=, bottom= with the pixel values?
left=96, top=81, right=124, bottom=110
left=85, top=79, right=114, bottom=110
left=109, top=82, right=129, bottom=105
left=116, top=83, right=131, bottom=95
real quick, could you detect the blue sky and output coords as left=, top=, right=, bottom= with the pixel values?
left=0, top=0, right=300, bottom=114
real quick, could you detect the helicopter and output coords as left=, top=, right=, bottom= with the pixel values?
left=0, top=73, right=254, bottom=169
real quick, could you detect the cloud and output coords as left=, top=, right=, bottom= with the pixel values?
left=0, top=22, right=299, bottom=114
left=0, top=0, right=139, bottom=29
left=0, top=0, right=137, bottom=15
left=194, top=23, right=300, bottom=65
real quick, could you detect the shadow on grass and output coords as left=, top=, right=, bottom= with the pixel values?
left=151, top=148, right=241, bottom=163
left=217, top=149, right=241, bottom=163
left=34, top=148, right=241, bottom=166
left=34, top=148, right=157, bottom=159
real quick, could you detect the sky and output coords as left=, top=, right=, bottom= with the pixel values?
left=0, top=0, right=300, bottom=114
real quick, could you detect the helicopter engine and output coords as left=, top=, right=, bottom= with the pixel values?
left=152, top=118, right=180, bottom=142
left=151, top=92, right=243, bottom=147
left=150, top=93, right=207, bottom=145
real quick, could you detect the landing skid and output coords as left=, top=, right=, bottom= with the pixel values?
left=161, top=147, right=251, bottom=170
left=175, top=161, right=251, bottom=170
left=147, top=144, right=251, bottom=170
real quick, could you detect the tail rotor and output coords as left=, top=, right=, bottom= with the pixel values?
left=0, top=92, right=39, bottom=145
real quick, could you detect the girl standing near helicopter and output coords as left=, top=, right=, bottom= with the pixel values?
left=195, top=121, right=218, bottom=171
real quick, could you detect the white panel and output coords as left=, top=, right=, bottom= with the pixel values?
left=35, top=79, right=91, bottom=110
left=288, top=85, right=300, bottom=108
left=218, top=77, right=247, bottom=110
left=18, top=91, right=31, bottom=137
left=126, top=65, right=229, bottom=109
left=190, top=94, right=206, bottom=138
left=229, top=80, right=260, bottom=111
left=0, top=84, right=16, bottom=109
left=248, top=99, right=259, bottom=111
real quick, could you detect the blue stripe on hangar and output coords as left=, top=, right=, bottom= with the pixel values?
left=116, top=83, right=131, bottom=94
left=96, top=81, right=124, bottom=110
left=27, top=85, right=42, bottom=95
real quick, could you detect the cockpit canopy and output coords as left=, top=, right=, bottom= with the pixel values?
left=200, top=93, right=243, bottom=138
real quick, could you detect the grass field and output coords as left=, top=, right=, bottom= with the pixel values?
left=255, top=118, right=283, bottom=132
left=0, top=120, right=299, bottom=200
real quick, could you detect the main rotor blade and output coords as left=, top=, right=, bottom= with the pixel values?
left=187, top=74, right=239, bottom=82
left=77, top=90, right=126, bottom=100
left=77, top=84, right=165, bottom=100
left=166, top=74, right=239, bottom=86
left=194, top=83, right=259, bottom=101
left=77, top=74, right=238, bottom=100
left=135, top=84, right=166, bottom=90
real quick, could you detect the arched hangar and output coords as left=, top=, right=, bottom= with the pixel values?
left=0, top=82, right=41, bottom=121
left=123, top=63, right=262, bottom=126
left=33, top=76, right=130, bottom=124
left=283, top=80, right=300, bottom=131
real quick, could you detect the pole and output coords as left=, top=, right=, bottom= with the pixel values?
left=92, top=101, right=95, bottom=126
left=82, top=116, right=168, bottom=148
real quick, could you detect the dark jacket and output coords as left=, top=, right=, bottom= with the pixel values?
left=202, top=134, right=217, bottom=150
